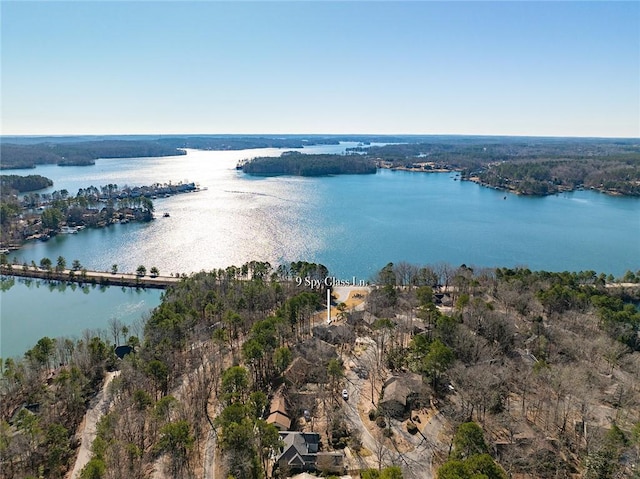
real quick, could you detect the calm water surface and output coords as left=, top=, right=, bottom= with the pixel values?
left=0, top=277, right=162, bottom=359
left=2, top=145, right=639, bottom=357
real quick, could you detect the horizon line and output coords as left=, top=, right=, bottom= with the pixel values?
left=2, top=132, right=639, bottom=141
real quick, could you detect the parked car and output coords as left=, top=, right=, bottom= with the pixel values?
left=342, top=389, right=349, bottom=400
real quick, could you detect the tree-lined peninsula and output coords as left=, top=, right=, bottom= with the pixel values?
left=359, top=137, right=640, bottom=196
left=0, top=175, right=52, bottom=193
left=0, top=141, right=186, bottom=169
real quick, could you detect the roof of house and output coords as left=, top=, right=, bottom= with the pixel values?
left=277, top=432, right=321, bottom=470
left=267, top=411, right=292, bottom=431
left=293, top=337, right=337, bottom=363
left=270, top=394, right=287, bottom=414
left=284, top=356, right=313, bottom=382
left=311, top=324, right=355, bottom=345
left=267, top=391, right=292, bottom=430
left=381, top=372, right=426, bottom=405
left=381, top=379, right=411, bottom=406
left=383, top=372, right=424, bottom=390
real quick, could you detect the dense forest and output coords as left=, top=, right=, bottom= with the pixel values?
left=242, top=152, right=377, bottom=176
left=0, top=175, right=52, bottom=193
left=475, top=157, right=640, bottom=196
left=1, top=261, right=639, bottom=478
left=357, top=137, right=639, bottom=165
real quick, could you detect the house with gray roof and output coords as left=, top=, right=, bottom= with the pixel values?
left=275, top=432, right=344, bottom=475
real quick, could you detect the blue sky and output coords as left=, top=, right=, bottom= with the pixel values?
left=1, top=1, right=638, bottom=137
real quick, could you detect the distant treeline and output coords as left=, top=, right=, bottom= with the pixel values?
left=0, top=136, right=344, bottom=169
left=242, top=151, right=376, bottom=176
left=360, top=138, right=639, bottom=166
left=4, top=135, right=640, bottom=195
left=0, top=141, right=186, bottom=169
left=154, top=136, right=340, bottom=150
left=0, top=134, right=409, bottom=146
left=477, top=157, right=640, bottom=196
left=359, top=138, right=640, bottom=196
left=0, top=174, right=52, bottom=193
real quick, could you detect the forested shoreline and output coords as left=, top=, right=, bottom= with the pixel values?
left=2, top=135, right=639, bottom=195
left=241, top=152, right=377, bottom=176
left=1, top=261, right=639, bottom=478
left=0, top=136, right=346, bottom=170
left=0, top=175, right=52, bottom=193
left=0, top=141, right=186, bottom=169
left=359, top=139, right=640, bottom=196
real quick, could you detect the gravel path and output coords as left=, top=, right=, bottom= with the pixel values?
left=67, top=371, right=120, bottom=479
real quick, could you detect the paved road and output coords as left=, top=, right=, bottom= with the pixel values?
left=341, top=336, right=446, bottom=479
left=341, top=337, right=396, bottom=471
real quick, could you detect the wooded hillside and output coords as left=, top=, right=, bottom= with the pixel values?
left=1, top=261, right=639, bottom=478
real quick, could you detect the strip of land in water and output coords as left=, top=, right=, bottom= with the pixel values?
left=0, top=264, right=180, bottom=289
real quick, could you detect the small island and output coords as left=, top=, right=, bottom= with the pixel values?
left=241, top=151, right=377, bottom=176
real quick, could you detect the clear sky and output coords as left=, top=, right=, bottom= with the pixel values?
left=1, top=1, right=638, bottom=137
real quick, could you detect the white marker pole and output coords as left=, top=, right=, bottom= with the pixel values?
left=327, top=288, right=331, bottom=324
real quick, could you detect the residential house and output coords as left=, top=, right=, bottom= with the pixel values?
left=379, top=372, right=429, bottom=420
left=266, top=393, right=292, bottom=431
left=276, top=432, right=320, bottom=473
left=275, top=432, right=344, bottom=475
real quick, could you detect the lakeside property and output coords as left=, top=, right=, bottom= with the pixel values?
left=0, top=180, right=201, bottom=251
left=2, top=149, right=637, bottom=279
left=357, top=138, right=640, bottom=196
left=3, top=262, right=640, bottom=478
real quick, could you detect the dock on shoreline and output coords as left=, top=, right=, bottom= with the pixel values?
left=0, top=264, right=181, bottom=289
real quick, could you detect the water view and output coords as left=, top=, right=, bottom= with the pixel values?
left=0, top=277, right=162, bottom=359
left=6, top=147, right=640, bottom=279
left=2, top=147, right=638, bottom=358
left=3, top=2, right=639, bottom=477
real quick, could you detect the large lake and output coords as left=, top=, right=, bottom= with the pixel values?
left=2, top=143, right=639, bottom=358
